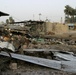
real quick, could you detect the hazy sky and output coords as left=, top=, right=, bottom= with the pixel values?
left=0, top=0, right=76, bottom=22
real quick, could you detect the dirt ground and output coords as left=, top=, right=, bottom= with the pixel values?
left=0, top=61, right=74, bottom=75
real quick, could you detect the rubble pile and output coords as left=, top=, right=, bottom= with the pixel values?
left=0, top=32, right=76, bottom=75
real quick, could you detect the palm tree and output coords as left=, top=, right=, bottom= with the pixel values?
left=64, top=5, right=74, bottom=23
left=64, top=5, right=76, bottom=23
left=74, top=9, right=76, bottom=22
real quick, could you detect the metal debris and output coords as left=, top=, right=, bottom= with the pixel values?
left=0, top=51, right=76, bottom=73
left=53, top=51, right=76, bottom=61
left=0, top=42, right=15, bottom=52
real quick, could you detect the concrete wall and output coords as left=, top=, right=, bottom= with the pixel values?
left=45, top=22, right=53, bottom=32
left=45, top=22, right=69, bottom=35
left=55, top=23, right=69, bottom=34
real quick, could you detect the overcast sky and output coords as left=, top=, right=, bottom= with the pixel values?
left=0, top=0, right=76, bottom=23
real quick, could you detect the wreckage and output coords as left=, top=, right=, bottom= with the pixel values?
left=0, top=24, right=76, bottom=73
left=0, top=35, right=76, bottom=73
left=0, top=42, right=76, bottom=73
left=0, top=12, right=76, bottom=73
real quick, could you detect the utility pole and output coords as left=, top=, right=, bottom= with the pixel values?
left=33, top=14, right=34, bottom=21
left=61, top=17, right=62, bottom=23
left=39, top=13, right=41, bottom=21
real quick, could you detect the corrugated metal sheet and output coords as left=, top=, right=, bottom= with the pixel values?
left=0, top=51, right=76, bottom=73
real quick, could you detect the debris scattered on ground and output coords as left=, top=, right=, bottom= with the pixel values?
left=0, top=32, right=76, bottom=75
